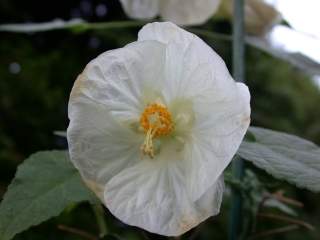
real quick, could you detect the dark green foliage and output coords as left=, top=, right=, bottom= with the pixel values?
left=0, top=151, right=96, bottom=240
left=239, top=127, right=320, bottom=192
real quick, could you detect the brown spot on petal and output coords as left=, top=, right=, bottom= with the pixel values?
left=70, top=73, right=85, bottom=99
left=83, top=178, right=104, bottom=201
left=242, top=116, right=251, bottom=125
left=178, top=215, right=199, bottom=234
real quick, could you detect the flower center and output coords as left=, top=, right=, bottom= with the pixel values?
left=140, top=103, right=174, bottom=158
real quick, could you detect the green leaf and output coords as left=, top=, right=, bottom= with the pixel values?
left=238, top=127, right=320, bottom=192
left=0, top=150, right=97, bottom=240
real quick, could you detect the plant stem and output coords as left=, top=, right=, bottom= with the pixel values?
left=58, top=224, right=98, bottom=240
left=250, top=225, right=299, bottom=239
left=257, top=213, right=315, bottom=231
left=92, top=204, right=108, bottom=238
left=270, top=190, right=304, bottom=207
left=188, top=28, right=232, bottom=42
left=88, top=21, right=146, bottom=30
left=229, top=0, right=246, bottom=239
left=224, top=176, right=245, bottom=191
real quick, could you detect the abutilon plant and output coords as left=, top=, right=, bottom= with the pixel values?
left=67, top=22, right=251, bottom=236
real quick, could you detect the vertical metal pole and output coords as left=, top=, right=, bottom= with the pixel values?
left=229, top=0, right=245, bottom=240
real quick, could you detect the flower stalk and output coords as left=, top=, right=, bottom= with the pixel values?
left=92, top=204, right=108, bottom=238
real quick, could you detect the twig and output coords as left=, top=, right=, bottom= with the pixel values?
left=253, top=193, right=270, bottom=232
left=188, top=28, right=232, bottom=42
left=58, top=224, right=98, bottom=240
left=258, top=213, right=315, bottom=231
left=250, top=225, right=299, bottom=239
left=253, top=190, right=304, bottom=232
left=271, top=190, right=304, bottom=208
left=92, top=204, right=108, bottom=238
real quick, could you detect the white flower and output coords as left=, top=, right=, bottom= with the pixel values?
left=244, top=0, right=282, bottom=35
left=67, top=22, right=250, bottom=236
left=218, top=0, right=282, bottom=36
left=119, top=0, right=221, bottom=25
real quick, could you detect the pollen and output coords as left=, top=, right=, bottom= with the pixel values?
left=140, top=103, right=174, bottom=158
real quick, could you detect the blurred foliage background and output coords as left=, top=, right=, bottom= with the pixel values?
left=0, top=0, right=319, bottom=239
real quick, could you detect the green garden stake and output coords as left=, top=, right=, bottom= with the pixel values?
left=229, top=0, right=246, bottom=239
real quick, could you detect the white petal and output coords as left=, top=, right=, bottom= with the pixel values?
left=139, top=22, right=251, bottom=200
left=138, top=22, right=235, bottom=102
left=104, top=154, right=224, bottom=236
left=67, top=89, right=143, bottom=198
left=67, top=39, right=167, bottom=199
left=138, top=22, right=194, bottom=46
left=76, top=40, right=165, bottom=122
left=119, top=0, right=159, bottom=19
left=186, top=83, right=250, bottom=200
left=160, top=0, right=221, bottom=25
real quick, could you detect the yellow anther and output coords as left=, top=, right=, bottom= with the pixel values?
left=140, top=103, right=173, bottom=158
